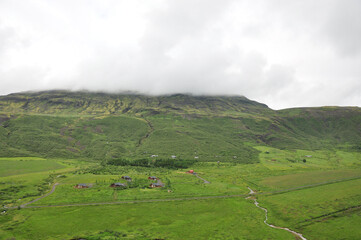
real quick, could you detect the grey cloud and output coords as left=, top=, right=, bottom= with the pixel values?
left=322, top=0, right=361, bottom=57
left=0, top=0, right=360, bottom=109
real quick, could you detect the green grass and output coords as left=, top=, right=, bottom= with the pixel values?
left=257, top=178, right=361, bottom=239
left=31, top=164, right=248, bottom=206
left=0, top=90, right=360, bottom=239
left=0, top=148, right=360, bottom=239
left=0, top=159, right=66, bottom=177
left=1, top=91, right=360, bottom=161
left=1, top=198, right=294, bottom=240
left=0, top=158, right=83, bottom=207
left=261, top=169, right=361, bottom=189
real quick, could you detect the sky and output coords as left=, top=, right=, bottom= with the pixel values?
left=0, top=0, right=360, bottom=109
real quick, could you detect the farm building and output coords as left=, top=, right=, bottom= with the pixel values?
left=121, top=176, right=132, bottom=181
left=187, top=170, right=194, bottom=174
left=149, top=183, right=164, bottom=188
left=148, top=176, right=158, bottom=180
left=110, top=182, right=127, bottom=188
left=171, top=155, right=176, bottom=159
left=74, top=183, right=89, bottom=189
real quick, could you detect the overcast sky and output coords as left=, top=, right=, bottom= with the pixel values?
left=0, top=0, right=360, bottom=109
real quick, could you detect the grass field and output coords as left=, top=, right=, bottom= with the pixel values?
left=0, top=158, right=81, bottom=207
left=0, top=147, right=360, bottom=239
left=30, top=164, right=249, bottom=206
left=257, top=178, right=361, bottom=240
left=0, top=158, right=66, bottom=177
left=0, top=91, right=361, bottom=239
left=1, top=198, right=295, bottom=240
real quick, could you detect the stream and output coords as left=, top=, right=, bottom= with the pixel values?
left=247, top=187, right=307, bottom=240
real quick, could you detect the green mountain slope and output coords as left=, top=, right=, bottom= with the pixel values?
left=0, top=91, right=360, bottom=162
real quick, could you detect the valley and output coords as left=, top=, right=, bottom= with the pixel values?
left=0, top=91, right=360, bottom=239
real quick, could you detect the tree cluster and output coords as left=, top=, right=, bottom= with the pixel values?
left=106, top=158, right=196, bottom=169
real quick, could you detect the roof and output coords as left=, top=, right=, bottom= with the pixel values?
left=151, top=183, right=163, bottom=187
left=77, top=183, right=88, bottom=186
left=149, top=176, right=157, bottom=178
left=113, top=182, right=126, bottom=186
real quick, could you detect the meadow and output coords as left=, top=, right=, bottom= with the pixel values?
left=0, top=147, right=360, bottom=239
left=258, top=178, right=361, bottom=240
left=0, top=158, right=65, bottom=177
left=0, top=92, right=360, bottom=239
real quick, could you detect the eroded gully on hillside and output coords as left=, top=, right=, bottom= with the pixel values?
left=137, top=118, right=154, bottom=147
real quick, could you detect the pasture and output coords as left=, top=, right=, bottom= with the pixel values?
left=257, top=178, right=361, bottom=240
left=1, top=198, right=295, bottom=240
left=0, top=158, right=65, bottom=177
left=0, top=147, right=360, bottom=239
left=0, top=158, right=79, bottom=207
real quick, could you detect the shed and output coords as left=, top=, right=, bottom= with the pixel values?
left=148, top=176, right=158, bottom=180
left=187, top=170, right=194, bottom=174
left=149, top=183, right=164, bottom=188
left=74, top=183, right=89, bottom=189
left=110, top=182, right=127, bottom=188
left=121, top=176, right=132, bottom=181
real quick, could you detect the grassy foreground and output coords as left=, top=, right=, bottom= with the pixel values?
left=0, top=148, right=360, bottom=239
left=0, top=91, right=360, bottom=239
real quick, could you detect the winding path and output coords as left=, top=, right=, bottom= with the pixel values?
left=247, top=187, right=307, bottom=240
left=194, top=173, right=210, bottom=184
left=20, top=183, right=59, bottom=208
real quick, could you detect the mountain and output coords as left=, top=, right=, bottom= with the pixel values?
left=0, top=90, right=360, bottom=162
left=0, top=90, right=270, bottom=116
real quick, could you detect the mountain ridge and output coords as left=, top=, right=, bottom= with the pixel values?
left=0, top=90, right=360, bottom=162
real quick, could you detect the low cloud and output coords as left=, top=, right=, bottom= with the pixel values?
left=0, top=0, right=360, bottom=109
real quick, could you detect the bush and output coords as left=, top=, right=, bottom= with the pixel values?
left=106, top=158, right=196, bottom=169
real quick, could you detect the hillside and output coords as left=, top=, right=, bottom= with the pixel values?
left=0, top=90, right=270, bottom=116
left=0, top=91, right=360, bottom=162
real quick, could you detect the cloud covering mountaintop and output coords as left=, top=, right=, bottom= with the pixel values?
left=0, top=0, right=360, bottom=109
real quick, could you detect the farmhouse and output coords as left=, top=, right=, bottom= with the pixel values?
left=148, top=176, right=158, bottom=180
left=187, top=170, right=194, bottom=174
left=74, top=183, right=89, bottom=189
left=149, top=183, right=164, bottom=188
left=110, top=182, right=126, bottom=188
left=121, top=176, right=132, bottom=181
